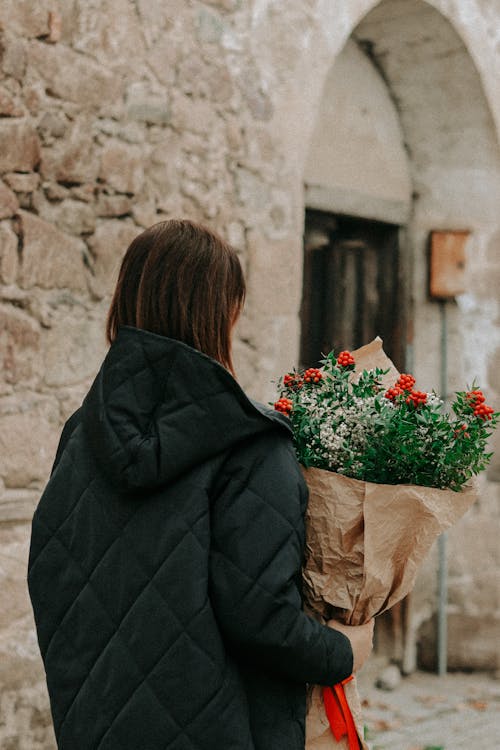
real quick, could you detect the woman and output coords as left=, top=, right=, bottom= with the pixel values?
left=28, top=219, right=373, bottom=750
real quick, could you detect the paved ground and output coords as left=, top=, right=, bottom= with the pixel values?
left=357, top=664, right=500, bottom=749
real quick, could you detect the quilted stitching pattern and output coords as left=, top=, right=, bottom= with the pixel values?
left=28, top=328, right=353, bottom=750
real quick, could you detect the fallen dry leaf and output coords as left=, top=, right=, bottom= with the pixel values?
left=468, top=699, right=489, bottom=711
left=415, top=694, right=448, bottom=706
left=362, top=698, right=390, bottom=710
left=371, top=718, right=401, bottom=732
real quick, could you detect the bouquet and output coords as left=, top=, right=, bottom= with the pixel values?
left=273, top=339, right=498, bottom=750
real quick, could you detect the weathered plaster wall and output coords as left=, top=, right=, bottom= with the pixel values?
left=0, top=0, right=499, bottom=746
left=304, top=39, right=412, bottom=225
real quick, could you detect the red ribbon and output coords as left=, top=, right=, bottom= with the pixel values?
left=322, top=676, right=361, bottom=749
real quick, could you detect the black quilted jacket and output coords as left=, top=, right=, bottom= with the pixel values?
left=28, top=326, right=352, bottom=750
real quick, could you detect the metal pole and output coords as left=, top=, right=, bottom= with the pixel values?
left=437, top=533, right=448, bottom=675
left=437, top=301, right=448, bottom=676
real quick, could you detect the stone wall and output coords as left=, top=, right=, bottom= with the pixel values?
left=1, top=0, right=499, bottom=747
left=0, top=2, right=306, bottom=745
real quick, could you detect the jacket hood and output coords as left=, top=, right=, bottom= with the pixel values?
left=81, top=326, right=290, bottom=491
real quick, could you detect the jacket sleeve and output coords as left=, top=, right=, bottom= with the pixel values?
left=209, top=429, right=353, bottom=686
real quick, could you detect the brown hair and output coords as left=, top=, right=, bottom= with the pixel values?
left=106, top=219, right=245, bottom=374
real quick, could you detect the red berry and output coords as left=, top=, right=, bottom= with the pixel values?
left=303, top=368, right=323, bottom=384
left=473, top=401, right=494, bottom=420
left=274, top=397, right=293, bottom=415
left=405, top=390, right=427, bottom=407
left=396, top=373, right=416, bottom=392
left=337, top=351, right=355, bottom=367
left=467, top=389, right=485, bottom=407
left=385, top=385, right=404, bottom=401
left=283, top=373, right=303, bottom=390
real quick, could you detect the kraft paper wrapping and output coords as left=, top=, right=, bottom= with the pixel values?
left=302, top=470, right=477, bottom=628
left=303, top=338, right=478, bottom=750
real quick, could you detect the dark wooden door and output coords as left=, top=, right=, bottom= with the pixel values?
left=300, top=209, right=405, bottom=370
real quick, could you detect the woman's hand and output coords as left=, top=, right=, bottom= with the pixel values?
left=327, top=618, right=374, bottom=673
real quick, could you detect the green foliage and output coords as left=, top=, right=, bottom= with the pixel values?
left=274, top=352, right=498, bottom=491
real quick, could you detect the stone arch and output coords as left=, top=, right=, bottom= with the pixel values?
left=242, top=0, right=500, bottom=399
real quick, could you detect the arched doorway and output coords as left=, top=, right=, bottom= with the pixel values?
left=302, top=37, right=411, bottom=370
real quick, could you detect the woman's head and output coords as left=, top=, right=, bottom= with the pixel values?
left=106, top=219, right=245, bottom=374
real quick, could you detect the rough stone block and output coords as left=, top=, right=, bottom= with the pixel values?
left=196, top=8, right=225, bottom=44
left=0, top=181, right=19, bottom=219
left=70, top=0, right=145, bottom=61
left=171, top=93, right=216, bottom=136
left=47, top=9, right=63, bottom=43
left=96, top=192, right=134, bottom=217
left=0, top=221, right=18, bottom=284
left=42, top=312, right=106, bottom=387
left=4, top=172, right=40, bottom=193
left=0, top=0, right=57, bottom=38
left=126, top=82, right=170, bottom=125
left=0, top=120, right=41, bottom=173
left=0, top=489, right=39, bottom=523
left=132, top=201, right=158, bottom=228
left=148, top=36, right=178, bottom=87
left=182, top=57, right=234, bottom=105
left=43, top=198, right=96, bottom=236
left=87, top=219, right=139, bottom=298
left=0, top=395, right=59, bottom=488
left=70, top=184, right=96, bottom=203
left=225, top=221, right=246, bottom=251
left=235, top=169, right=271, bottom=214
left=0, top=303, right=40, bottom=384
left=43, top=181, right=69, bottom=201
left=17, top=210, right=88, bottom=292
left=96, top=118, right=145, bottom=145
left=40, top=120, right=99, bottom=184
left=37, top=111, right=69, bottom=143
left=0, top=86, right=23, bottom=117
left=99, top=140, right=145, bottom=195
left=134, top=0, right=182, bottom=41
left=240, top=64, right=274, bottom=121
left=145, top=132, right=182, bottom=201
left=28, top=40, right=123, bottom=109
left=0, top=32, right=27, bottom=80
left=0, top=304, right=39, bottom=351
